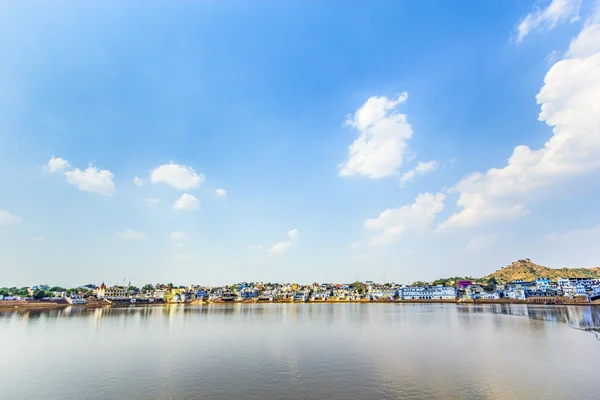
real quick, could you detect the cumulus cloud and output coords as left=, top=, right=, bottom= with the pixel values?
left=215, top=188, right=227, bottom=196
left=65, top=165, right=116, bottom=196
left=172, top=193, right=200, bottom=211
left=45, top=156, right=116, bottom=196
left=0, top=210, right=21, bottom=227
left=437, top=192, right=528, bottom=230
left=400, top=160, right=439, bottom=187
left=151, top=163, right=204, bottom=190
left=45, top=155, right=70, bottom=172
left=364, top=192, right=445, bottom=246
left=133, top=176, right=146, bottom=187
left=516, top=0, right=581, bottom=43
left=115, top=229, right=145, bottom=240
left=440, top=17, right=600, bottom=230
left=338, top=93, right=413, bottom=178
left=269, top=228, right=300, bottom=255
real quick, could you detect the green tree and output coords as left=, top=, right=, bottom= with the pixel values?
left=33, top=290, right=46, bottom=300
left=142, top=284, right=154, bottom=292
left=350, top=281, right=365, bottom=294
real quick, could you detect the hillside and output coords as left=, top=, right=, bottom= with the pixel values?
left=483, top=259, right=600, bottom=283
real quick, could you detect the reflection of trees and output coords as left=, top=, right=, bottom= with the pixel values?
left=457, top=304, right=600, bottom=329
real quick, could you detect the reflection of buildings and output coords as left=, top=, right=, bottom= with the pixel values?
left=458, top=304, right=600, bottom=331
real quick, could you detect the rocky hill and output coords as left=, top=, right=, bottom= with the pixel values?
left=483, top=259, right=600, bottom=283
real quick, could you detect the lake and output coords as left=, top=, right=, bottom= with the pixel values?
left=1, top=303, right=599, bottom=400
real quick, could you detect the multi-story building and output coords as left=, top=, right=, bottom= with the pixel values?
left=237, top=288, right=259, bottom=301
left=401, top=286, right=456, bottom=300
left=369, top=288, right=398, bottom=300
left=457, top=280, right=472, bottom=289
left=96, top=283, right=129, bottom=300
left=507, top=286, right=526, bottom=300
left=535, top=278, right=551, bottom=291
left=465, top=285, right=484, bottom=299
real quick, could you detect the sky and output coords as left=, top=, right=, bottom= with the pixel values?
left=1, top=0, right=600, bottom=287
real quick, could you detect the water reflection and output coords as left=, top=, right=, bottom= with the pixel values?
left=1, top=303, right=600, bottom=400
left=3, top=303, right=600, bottom=330
left=456, top=304, right=600, bottom=335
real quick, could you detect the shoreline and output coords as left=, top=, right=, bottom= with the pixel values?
left=1, top=297, right=599, bottom=311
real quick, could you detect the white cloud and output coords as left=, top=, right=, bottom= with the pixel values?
left=133, top=176, right=146, bottom=187
left=268, top=228, right=300, bottom=255
left=441, top=18, right=600, bottom=230
left=400, top=160, right=439, bottom=187
left=0, top=210, right=21, bottom=227
left=543, top=225, right=600, bottom=242
left=215, top=188, right=227, bottom=196
left=45, top=155, right=70, bottom=172
left=364, top=192, right=445, bottom=246
left=146, top=198, right=160, bottom=206
left=172, top=193, right=200, bottom=211
left=287, top=228, right=299, bottom=241
left=437, top=192, right=528, bottom=230
left=338, top=93, right=413, bottom=178
left=115, top=229, right=145, bottom=240
left=465, top=235, right=496, bottom=253
left=566, top=22, right=600, bottom=58
left=169, top=231, right=190, bottom=241
left=44, top=156, right=116, bottom=196
left=151, top=163, right=204, bottom=190
left=269, top=240, right=292, bottom=255
left=65, top=164, right=116, bottom=196
left=516, top=0, right=581, bottom=43
left=31, top=236, right=46, bottom=242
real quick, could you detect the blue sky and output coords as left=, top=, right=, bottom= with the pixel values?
left=1, top=0, right=600, bottom=287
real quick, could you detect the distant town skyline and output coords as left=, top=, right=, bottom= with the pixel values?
left=1, top=0, right=600, bottom=287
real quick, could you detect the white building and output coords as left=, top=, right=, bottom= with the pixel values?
left=535, top=278, right=551, bottom=291
left=370, top=288, right=398, bottom=300
left=401, top=286, right=456, bottom=300
left=508, top=287, right=526, bottom=300
left=311, top=291, right=329, bottom=301
left=66, top=294, right=87, bottom=305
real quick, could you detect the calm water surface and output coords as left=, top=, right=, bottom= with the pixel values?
left=1, top=303, right=600, bottom=400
